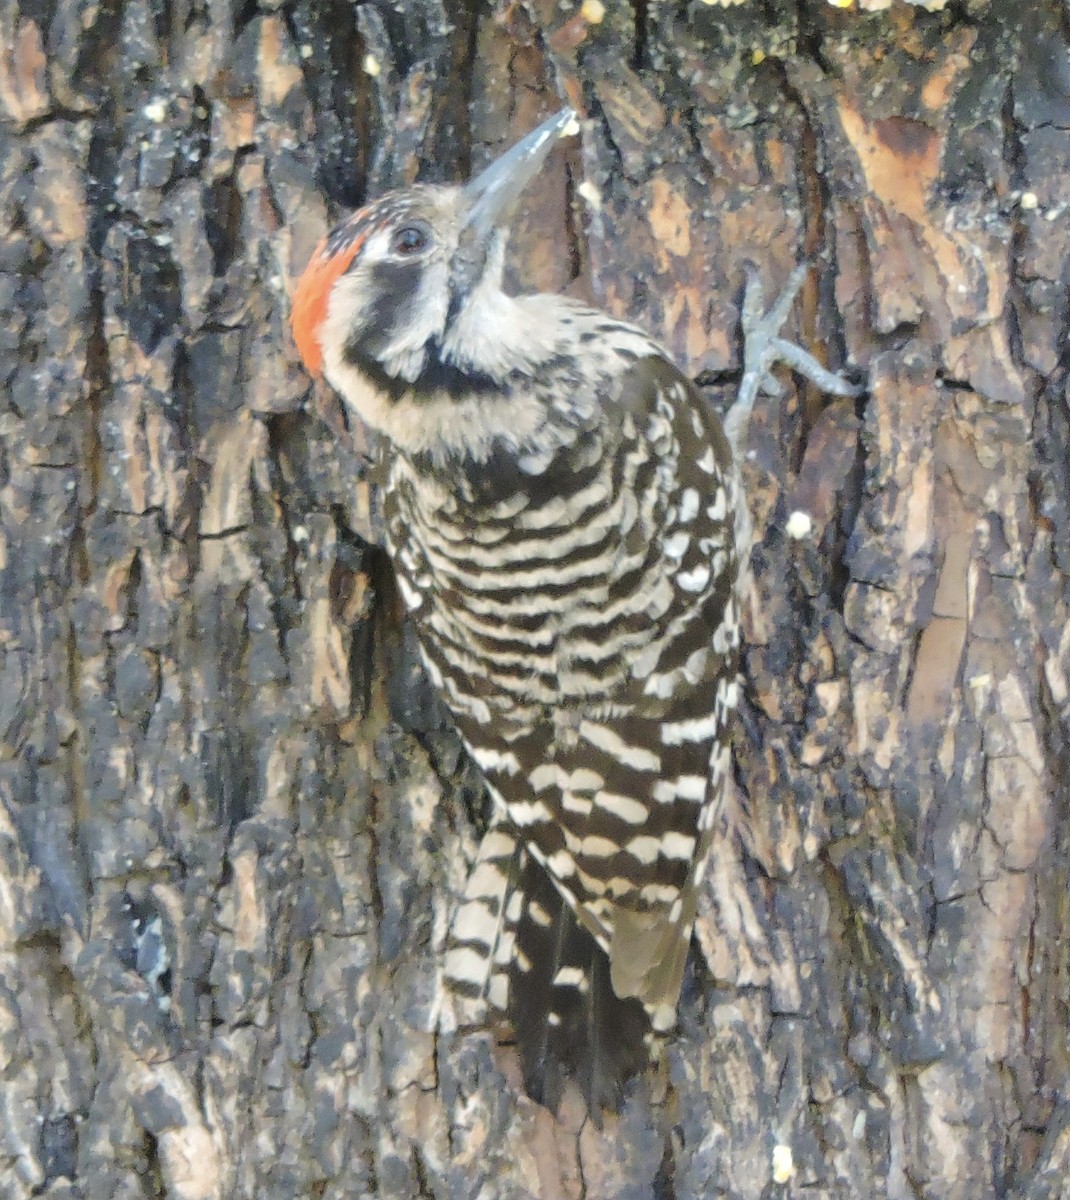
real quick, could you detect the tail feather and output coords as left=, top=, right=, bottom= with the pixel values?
left=444, top=820, right=650, bottom=1112
left=511, top=853, right=650, bottom=1111
left=443, top=824, right=523, bottom=1023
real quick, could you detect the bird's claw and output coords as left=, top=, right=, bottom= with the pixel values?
left=724, top=262, right=862, bottom=453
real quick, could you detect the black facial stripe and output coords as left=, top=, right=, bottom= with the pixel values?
left=343, top=333, right=513, bottom=405
left=447, top=228, right=504, bottom=327
left=358, top=260, right=423, bottom=360
left=341, top=339, right=407, bottom=402
left=413, top=348, right=505, bottom=397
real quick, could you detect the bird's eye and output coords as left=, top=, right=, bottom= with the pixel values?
left=392, top=225, right=429, bottom=256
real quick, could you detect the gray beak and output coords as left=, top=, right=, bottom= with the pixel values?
left=461, top=108, right=578, bottom=242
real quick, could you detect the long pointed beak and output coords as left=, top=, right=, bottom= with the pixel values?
left=461, top=108, right=578, bottom=241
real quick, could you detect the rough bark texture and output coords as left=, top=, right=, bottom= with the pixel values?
left=2, top=1, right=1069, bottom=1197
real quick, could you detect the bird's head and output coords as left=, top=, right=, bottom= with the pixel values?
left=291, top=108, right=577, bottom=404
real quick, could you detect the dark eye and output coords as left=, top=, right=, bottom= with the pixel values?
left=391, top=224, right=429, bottom=255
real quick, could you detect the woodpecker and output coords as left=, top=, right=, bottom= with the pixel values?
left=292, top=109, right=748, bottom=1111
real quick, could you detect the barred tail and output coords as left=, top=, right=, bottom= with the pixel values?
left=443, top=822, right=524, bottom=1025
left=444, top=819, right=650, bottom=1112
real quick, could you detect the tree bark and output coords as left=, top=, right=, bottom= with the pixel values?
left=2, top=1, right=1069, bottom=1197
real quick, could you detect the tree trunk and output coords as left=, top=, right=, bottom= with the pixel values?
left=2, top=2, right=1068, bottom=1197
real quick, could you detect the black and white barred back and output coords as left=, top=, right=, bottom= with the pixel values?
left=291, top=110, right=748, bottom=1109
left=382, top=318, right=743, bottom=1108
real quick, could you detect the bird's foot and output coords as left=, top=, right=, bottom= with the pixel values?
left=723, top=262, right=862, bottom=453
